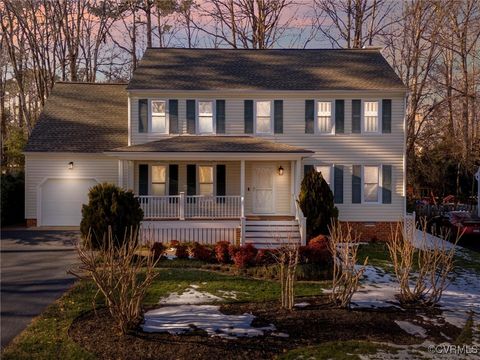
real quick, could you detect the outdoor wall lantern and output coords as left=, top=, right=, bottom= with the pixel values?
left=68, top=161, right=74, bottom=170
left=278, top=166, right=284, bottom=176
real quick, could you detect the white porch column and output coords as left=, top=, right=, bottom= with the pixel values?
left=295, top=159, right=302, bottom=201
left=240, top=160, right=246, bottom=245
left=118, top=159, right=124, bottom=188
left=127, top=160, right=134, bottom=191
left=290, top=160, right=295, bottom=214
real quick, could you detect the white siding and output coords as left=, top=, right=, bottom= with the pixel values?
left=25, top=154, right=119, bottom=220
left=128, top=90, right=405, bottom=221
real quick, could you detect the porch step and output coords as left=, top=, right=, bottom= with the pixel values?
left=244, top=219, right=301, bottom=248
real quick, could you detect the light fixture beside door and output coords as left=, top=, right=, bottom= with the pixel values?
left=278, top=166, right=284, bottom=176
left=68, top=161, right=74, bottom=170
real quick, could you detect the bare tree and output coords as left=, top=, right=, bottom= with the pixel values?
left=313, top=0, right=396, bottom=48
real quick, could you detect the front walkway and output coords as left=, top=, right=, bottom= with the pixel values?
left=0, top=229, right=78, bottom=349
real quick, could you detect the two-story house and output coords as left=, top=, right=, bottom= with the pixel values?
left=24, top=48, right=406, bottom=245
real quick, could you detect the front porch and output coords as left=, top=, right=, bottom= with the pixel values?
left=105, top=136, right=312, bottom=246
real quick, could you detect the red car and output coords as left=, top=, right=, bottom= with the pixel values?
left=444, top=211, right=480, bottom=239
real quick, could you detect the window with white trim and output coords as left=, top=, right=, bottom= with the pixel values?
left=198, top=101, right=214, bottom=134
left=363, top=165, right=379, bottom=202
left=151, top=100, right=167, bottom=133
left=315, top=165, right=333, bottom=190
left=364, top=101, right=378, bottom=133
left=199, top=165, right=214, bottom=196
left=255, top=101, right=272, bottom=134
left=151, top=165, right=167, bottom=195
left=317, top=101, right=332, bottom=133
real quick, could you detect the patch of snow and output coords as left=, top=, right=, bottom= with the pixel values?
left=189, top=284, right=200, bottom=289
left=394, top=320, right=428, bottom=338
left=271, top=332, right=289, bottom=338
left=294, top=302, right=310, bottom=308
left=218, top=290, right=246, bottom=300
left=159, top=286, right=222, bottom=305
left=412, top=230, right=455, bottom=251
left=143, top=304, right=277, bottom=338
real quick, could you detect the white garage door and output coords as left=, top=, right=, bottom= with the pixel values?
left=41, top=178, right=97, bottom=226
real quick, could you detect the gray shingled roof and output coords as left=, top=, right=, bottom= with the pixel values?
left=108, top=136, right=313, bottom=153
left=25, top=83, right=128, bottom=153
left=127, top=48, right=405, bottom=91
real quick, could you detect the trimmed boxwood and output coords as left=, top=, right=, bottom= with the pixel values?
left=80, top=183, right=143, bottom=249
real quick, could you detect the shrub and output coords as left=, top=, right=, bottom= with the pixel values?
left=190, top=242, right=215, bottom=262
left=298, top=168, right=338, bottom=239
left=80, top=183, right=143, bottom=249
left=255, top=249, right=277, bottom=266
left=1, top=171, right=25, bottom=226
left=229, top=243, right=258, bottom=268
left=300, top=235, right=333, bottom=265
left=215, top=241, right=232, bottom=264
left=70, top=231, right=158, bottom=335
left=173, top=242, right=189, bottom=259
left=151, top=242, right=166, bottom=260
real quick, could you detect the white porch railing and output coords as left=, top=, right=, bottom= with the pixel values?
left=136, top=193, right=243, bottom=220
left=295, top=200, right=307, bottom=245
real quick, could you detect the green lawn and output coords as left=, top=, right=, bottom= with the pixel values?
left=3, top=268, right=326, bottom=359
left=280, top=340, right=399, bottom=360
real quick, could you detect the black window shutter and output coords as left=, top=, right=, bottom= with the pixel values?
left=305, top=100, right=314, bottom=134
left=335, top=100, right=344, bottom=134
left=274, top=100, right=283, bottom=134
left=352, top=99, right=361, bottom=134
left=216, top=165, right=226, bottom=204
left=186, top=100, right=196, bottom=134
left=352, top=165, right=362, bottom=203
left=169, top=100, right=179, bottom=134
left=334, top=165, right=344, bottom=204
left=382, top=165, right=392, bottom=204
left=186, top=164, right=196, bottom=195
left=382, top=99, right=392, bottom=134
left=139, top=164, right=149, bottom=195
left=244, top=100, right=253, bottom=134
left=168, top=164, right=179, bottom=195
left=138, top=99, right=148, bottom=133
left=216, top=100, right=226, bottom=134
left=304, top=164, right=315, bottom=177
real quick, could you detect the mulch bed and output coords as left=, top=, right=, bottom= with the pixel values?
left=69, top=296, right=461, bottom=360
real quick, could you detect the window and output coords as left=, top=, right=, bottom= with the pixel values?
left=315, top=165, right=332, bottom=189
left=198, top=101, right=214, bottom=134
left=256, top=101, right=272, bottom=134
left=151, top=100, right=167, bottom=133
left=363, top=166, right=379, bottom=202
left=364, top=101, right=378, bottom=133
left=151, top=165, right=167, bottom=195
left=317, top=101, right=332, bottom=133
left=199, top=165, right=214, bottom=196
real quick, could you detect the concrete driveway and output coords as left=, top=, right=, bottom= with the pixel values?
left=0, top=229, right=79, bottom=349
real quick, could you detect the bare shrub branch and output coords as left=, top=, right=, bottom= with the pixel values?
left=328, top=221, right=367, bottom=309
left=69, top=228, right=159, bottom=335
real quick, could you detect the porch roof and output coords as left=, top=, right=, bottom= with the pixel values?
left=107, top=136, right=313, bottom=154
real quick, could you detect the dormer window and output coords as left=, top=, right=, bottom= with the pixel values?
left=198, top=101, right=214, bottom=134
left=255, top=101, right=272, bottom=134
left=151, top=100, right=167, bottom=133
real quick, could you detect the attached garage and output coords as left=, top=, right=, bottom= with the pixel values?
left=39, top=178, right=97, bottom=226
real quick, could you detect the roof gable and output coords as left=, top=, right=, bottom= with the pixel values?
left=128, top=48, right=405, bottom=91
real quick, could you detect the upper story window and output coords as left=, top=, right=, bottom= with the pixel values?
left=151, top=100, right=167, bottom=133
left=199, top=165, right=214, bottom=196
left=364, top=101, right=379, bottom=133
left=317, top=101, right=333, bottom=134
left=198, top=101, right=214, bottom=134
left=256, top=101, right=272, bottom=134
left=363, top=165, right=380, bottom=202
left=315, top=165, right=333, bottom=189
left=151, top=165, right=167, bottom=195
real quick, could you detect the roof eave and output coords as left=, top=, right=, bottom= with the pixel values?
left=103, top=151, right=312, bottom=161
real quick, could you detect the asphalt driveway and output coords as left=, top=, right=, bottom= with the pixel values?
left=0, top=229, right=79, bottom=349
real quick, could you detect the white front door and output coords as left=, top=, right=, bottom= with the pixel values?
left=252, top=165, right=275, bottom=214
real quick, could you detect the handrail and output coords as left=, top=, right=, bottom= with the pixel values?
left=295, top=199, right=307, bottom=245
